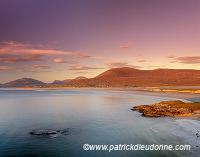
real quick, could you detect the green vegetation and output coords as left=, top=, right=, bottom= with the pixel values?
left=159, top=100, right=200, bottom=111
left=146, top=88, right=200, bottom=93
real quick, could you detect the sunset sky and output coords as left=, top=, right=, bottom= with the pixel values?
left=0, top=0, right=199, bottom=83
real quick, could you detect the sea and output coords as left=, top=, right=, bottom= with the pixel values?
left=0, top=88, right=199, bottom=157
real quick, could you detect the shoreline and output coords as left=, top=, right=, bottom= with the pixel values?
left=4, top=86, right=199, bottom=102
left=2, top=86, right=200, bottom=119
left=76, top=87, right=200, bottom=102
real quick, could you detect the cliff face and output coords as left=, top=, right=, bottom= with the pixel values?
left=61, top=67, right=200, bottom=87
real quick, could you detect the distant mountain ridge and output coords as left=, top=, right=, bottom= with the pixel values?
left=0, top=76, right=87, bottom=88
left=48, top=76, right=87, bottom=86
left=1, top=67, right=200, bottom=88
left=60, top=67, right=200, bottom=87
left=2, top=78, right=46, bottom=88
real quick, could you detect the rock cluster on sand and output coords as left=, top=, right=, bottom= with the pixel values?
left=132, top=103, right=194, bottom=117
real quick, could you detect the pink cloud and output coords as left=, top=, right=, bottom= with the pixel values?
left=170, top=60, right=178, bottom=63
left=0, top=54, right=44, bottom=63
left=104, top=62, right=142, bottom=69
left=26, top=65, right=50, bottom=69
left=175, top=56, right=200, bottom=64
left=68, top=65, right=103, bottom=70
left=169, top=56, right=200, bottom=64
left=53, top=58, right=77, bottom=64
left=138, top=60, right=147, bottom=62
left=167, top=55, right=176, bottom=58
left=119, top=42, right=134, bottom=49
left=15, top=69, right=50, bottom=73
left=0, top=65, right=50, bottom=70
left=0, top=66, right=17, bottom=69
left=115, top=49, right=127, bottom=52
left=0, top=41, right=75, bottom=55
left=137, top=53, right=144, bottom=56
left=0, top=41, right=29, bottom=48
left=0, top=41, right=103, bottom=65
left=73, top=71, right=92, bottom=74
left=115, top=42, right=134, bottom=52
left=71, top=53, right=104, bottom=59
left=90, top=56, right=105, bottom=59
left=72, top=53, right=92, bottom=58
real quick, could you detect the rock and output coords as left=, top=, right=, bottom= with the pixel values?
left=29, top=129, right=69, bottom=136
left=196, top=131, right=200, bottom=137
left=30, top=131, right=44, bottom=135
left=132, top=103, right=194, bottom=117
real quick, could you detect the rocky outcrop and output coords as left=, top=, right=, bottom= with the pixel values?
left=29, top=129, right=71, bottom=137
left=132, top=103, right=194, bottom=117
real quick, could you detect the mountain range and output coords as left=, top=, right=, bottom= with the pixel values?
left=61, top=67, right=200, bottom=87
left=1, top=78, right=46, bottom=88
left=48, top=76, right=87, bottom=86
left=0, top=76, right=87, bottom=88
left=1, top=67, right=200, bottom=88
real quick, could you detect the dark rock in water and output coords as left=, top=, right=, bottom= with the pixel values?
left=30, top=131, right=44, bottom=135
left=29, top=129, right=70, bottom=136
left=196, top=130, right=200, bottom=137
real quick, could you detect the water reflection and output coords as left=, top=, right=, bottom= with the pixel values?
left=0, top=89, right=199, bottom=157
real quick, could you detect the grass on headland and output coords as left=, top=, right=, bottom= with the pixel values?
left=159, top=100, right=200, bottom=111
left=146, top=88, right=200, bottom=94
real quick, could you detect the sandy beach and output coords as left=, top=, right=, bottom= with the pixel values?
left=76, top=87, right=200, bottom=102
left=7, top=86, right=200, bottom=102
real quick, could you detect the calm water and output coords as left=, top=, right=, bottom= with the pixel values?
left=0, top=89, right=199, bottom=157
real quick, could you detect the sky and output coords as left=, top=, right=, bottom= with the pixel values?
left=0, top=0, right=199, bottom=83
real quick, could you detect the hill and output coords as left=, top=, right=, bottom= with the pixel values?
left=60, top=67, right=200, bottom=87
left=2, top=78, right=47, bottom=88
left=49, top=76, right=87, bottom=86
